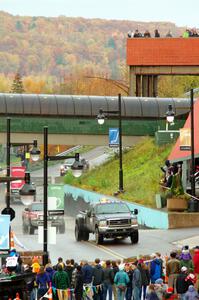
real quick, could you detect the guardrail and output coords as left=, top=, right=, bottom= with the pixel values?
left=55, top=145, right=82, bottom=157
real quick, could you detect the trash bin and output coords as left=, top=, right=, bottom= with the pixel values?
left=188, top=198, right=199, bottom=212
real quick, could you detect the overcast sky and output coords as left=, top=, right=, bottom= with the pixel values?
left=0, top=0, right=198, bottom=28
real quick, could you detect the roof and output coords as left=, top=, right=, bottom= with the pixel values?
left=168, top=99, right=199, bottom=162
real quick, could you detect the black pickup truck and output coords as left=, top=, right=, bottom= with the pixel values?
left=75, top=201, right=139, bottom=244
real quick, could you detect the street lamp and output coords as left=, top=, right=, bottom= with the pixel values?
left=43, top=126, right=84, bottom=265
left=5, top=118, right=40, bottom=212
left=166, top=104, right=175, bottom=130
left=97, top=93, right=124, bottom=193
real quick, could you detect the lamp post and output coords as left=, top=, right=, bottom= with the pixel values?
left=97, top=93, right=123, bottom=193
left=165, top=104, right=175, bottom=131
left=190, top=88, right=195, bottom=197
left=5, top=118, right=40, bottom=212
left=43, top=126, right=84, bottom=265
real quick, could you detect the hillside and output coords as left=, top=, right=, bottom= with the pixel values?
left=0, top=11, right=185, bottom=81
left=63, top=137, right=173, bottom=207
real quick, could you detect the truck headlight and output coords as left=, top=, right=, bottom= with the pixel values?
left=99, top=220, right=107, bottom=227
left=131, top=218, right=137, bottom=225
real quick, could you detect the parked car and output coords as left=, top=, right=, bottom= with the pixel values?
left=22, top=201, right=65, bottom=234
left=60, top=157, right=89, bottom=176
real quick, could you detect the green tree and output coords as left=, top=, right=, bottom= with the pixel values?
left=10, top=72, right=25, bottom=94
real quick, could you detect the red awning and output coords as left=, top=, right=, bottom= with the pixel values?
left=168, top=98, right=199, bottom=162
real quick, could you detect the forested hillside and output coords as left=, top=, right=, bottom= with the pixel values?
left=0, top=11, right=184, bottom=79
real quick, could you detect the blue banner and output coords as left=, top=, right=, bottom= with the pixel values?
left=109, top=128, right=119, bottom=147
left=0, top=215, right=10, bottom=251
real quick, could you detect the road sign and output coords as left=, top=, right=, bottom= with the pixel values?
left=109, top=128, right=119, bottom=147
left=1, top=207, right=15, bottom=221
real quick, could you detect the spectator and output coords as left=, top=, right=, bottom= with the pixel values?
left=134, top=29, right=142, bottom=37
left=53, top=263, right=70, bottom=300
left=82, top=260, right=93, bottom=284
left=54, top=257, right=65, bottom=270
left=161, top=160, right=171, bottom=184
left=132, top=262, right=142, bottom=300
left=166, top=251, right=180, bottom=293
left=114, top=264, right=129, bottom=300
left=146, top=284, right=159, bottom=300
left=144, top=30, right=151, bottom=37
left=31, top=256, right=40, bottom=274
left=45, top=264, right=56, bottom=285
left=183, top=29, right=190, bottom=38
left=190, top=28, right=199, bottom=37
left=179, top=246, right=194, bottom=273
left=36, top=265, right=50, bottom=299
left=193, top=249, right=199, bottom=291
left=124, top=263, right=133, bottom=300
left=138, top=259, right=150, bottom=299
left=112, top=260, right=119, bottom=300
left=164, top=287, right=177, bottom=300
left=176, top=267, right=192, bottom=300
left=92, top=258, right=104, bottom=300
left=150, top=253, right=162, bottom=284
left=65, top=259, right=74, bottom=287
left=185, top=285, right=199, bottom=300
left=74, top=265, right=84, bottom=300
left=102, top=260, right=114, bottom=300
left=127, top=31, right=132, bottom=38
left=166, top=30, right=173, bottom=37
left=154, top=278, right=167, bottom=299
left=154, top=29, right=160, bottom=37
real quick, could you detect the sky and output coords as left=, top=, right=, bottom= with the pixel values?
left=0, top=0, right=198, bottom=28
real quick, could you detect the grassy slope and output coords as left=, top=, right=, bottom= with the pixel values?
left=64, top=137, right=173, bottom=207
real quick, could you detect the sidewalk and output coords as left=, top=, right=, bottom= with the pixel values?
left=173, top=235, right=199, bottom=249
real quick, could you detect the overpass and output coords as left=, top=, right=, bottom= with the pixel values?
left=0, top=93, right=190, bottom=146
left=127, top=38, right=199, bottom=97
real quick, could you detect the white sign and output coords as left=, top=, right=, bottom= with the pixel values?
left=38, top=226, right=56, bottom=245
left=6, top=256, right=18, bottom=267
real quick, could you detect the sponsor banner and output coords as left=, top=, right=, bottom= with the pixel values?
left=0, top=215, right=10, bottom=251
left=179, top=128, right=191, bottom=151
left=11, top=166, right=26, bottom=189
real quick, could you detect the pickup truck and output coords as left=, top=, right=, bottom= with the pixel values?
left=60, top=157, right=89, bottom=176
left=75, top=200, right=139, bottom=244
left=22, top=202, right=65, bottom=235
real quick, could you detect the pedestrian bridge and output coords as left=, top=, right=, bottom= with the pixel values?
left=0, top=93, right=189, bottom=146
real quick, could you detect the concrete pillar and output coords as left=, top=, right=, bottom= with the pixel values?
left=142, top=75, right=149, bottom=97
left=129, top=67, right=136, bottom=96
left=153, top=75, right=158, bottom=97
left=148, top=76, right=153, bottom=97
left=136, top=75, right=141, bottom=97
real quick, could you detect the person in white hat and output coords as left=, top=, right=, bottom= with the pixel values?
left=176, top=266, right=191, bottom=299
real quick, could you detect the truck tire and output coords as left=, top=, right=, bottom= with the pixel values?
left=59, top=223, right=66, bottom=234
left=130, top=230, right=139, bottom=244
left=75, top=224, right=83, bottom=241
left=82, top=231, right=89, bottom=241
left=29, top=224, right=35, bottom=235
left=95, top=228, right=103, bottom=245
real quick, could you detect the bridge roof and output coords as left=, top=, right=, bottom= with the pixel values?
left=168, top=99, right=199, bottom=162
left=127, top=38, right=199, bottom=66
left=0, top=94, right=190, bottom=119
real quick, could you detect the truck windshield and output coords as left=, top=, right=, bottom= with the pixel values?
left=31, top=203, right=43, bottom=211
left=95, top=203, right=130, bottom=214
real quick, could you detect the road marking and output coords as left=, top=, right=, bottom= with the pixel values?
left=83, top=241, right=127, bottom=260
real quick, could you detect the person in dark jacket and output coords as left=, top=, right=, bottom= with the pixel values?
left=150, top=254, right=162, bottom=283
left=102, top=260, right=114, bottom=300
left=154, top=29, right=160, bottom=37
left=74, top=265, right=84, bottom=300
left=176, top=267, right=193, bottom=300
left=132, top=262, right=142, bottom=300
left=138, top=260, right=150, bottom=299
left=36, top=265, right=50, bottom=299
left=125, top=263, right=133, bottom=300
left=82, top=260, right=93, bottom=284
left=112, top=261, right=119, bottom=300
left=65, top=259, right=74, bottom=287
left=92, top=258, right=104, bottom=300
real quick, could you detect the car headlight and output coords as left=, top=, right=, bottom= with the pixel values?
left=131, top=218, right=137, bottom=225
left=60, top=165, right=64, bottom=170
left=99, top=220, right=107, bottom=227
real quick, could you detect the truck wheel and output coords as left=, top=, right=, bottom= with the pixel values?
left=59, top=223, right=65, bottom=234
left=29, top=225, right=35, bottom=235
left=75, top=224, right=83, bottom=241
left=130, top=230, right=139, bottom=244
left=82, top=231, right=89, bottom=241
left=95, top=228, right=103, bottom=245
left=22, top=222, right=28, bottom=234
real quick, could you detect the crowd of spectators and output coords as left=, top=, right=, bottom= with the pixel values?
left=1, top=245, right=199, bottom=300
left=127, top=28, right=199, bottom=38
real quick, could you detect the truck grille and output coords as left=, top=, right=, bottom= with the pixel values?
left=108, top=219, right=130, bottom=227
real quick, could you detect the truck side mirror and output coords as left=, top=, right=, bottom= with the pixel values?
left=133, top=209, right=138, bottom=215
left=25, top=207, right=29, bottom=211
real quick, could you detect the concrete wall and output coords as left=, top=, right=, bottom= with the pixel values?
left=64, top=184, right=169, bottom=229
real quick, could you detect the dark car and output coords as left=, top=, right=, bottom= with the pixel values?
left=75, top=200, right=139, bottom=244
left=60, top=157, right=89, bottom=176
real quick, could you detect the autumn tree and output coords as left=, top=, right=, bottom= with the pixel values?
left=10, top=72, right=25, bottom=94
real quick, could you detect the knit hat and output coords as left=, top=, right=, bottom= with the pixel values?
left=167, top=287, right=173, bottom=293
left=155, top=278, right=163, bottom=284
left=181, top=266, right=188, bottom=272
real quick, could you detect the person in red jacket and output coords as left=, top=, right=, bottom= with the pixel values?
left=193, top=248, right=199, bottom=291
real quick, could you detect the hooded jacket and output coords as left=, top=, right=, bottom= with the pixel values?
left=150, top=259, right=162, bottom=283
left=92, top=264, right=104, bottom=286
left=193, top=251, right=199, bottom=274
left=185, top=285, right=199, bottom=300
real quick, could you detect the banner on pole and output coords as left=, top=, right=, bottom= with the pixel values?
left=109, top=128, right=119, bottom=147
left=0, top=215, right=10, bottom=251
left=179, top=128, right=191, bottom=150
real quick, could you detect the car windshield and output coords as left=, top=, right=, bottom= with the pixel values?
left=95, top=203, right=130, bottom=214
left=64, top=158, right=75, bottom=165
left=31, top=203, right=43, bottom=211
